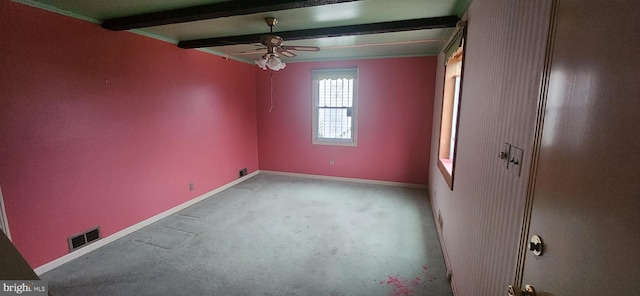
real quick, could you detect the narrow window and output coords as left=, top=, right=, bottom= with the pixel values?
left=312, top=68, right=358, bottom=146
left=437, top=28, right=465, bottom=189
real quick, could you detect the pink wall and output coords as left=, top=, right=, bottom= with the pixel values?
left=0, top=2, right=258, bottom=268
left=255, top=58, right=435, bottom=185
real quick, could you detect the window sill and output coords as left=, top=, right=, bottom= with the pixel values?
left=437, top=158, right=454, bottom=189
left=312, top=139, right=357, bottom=147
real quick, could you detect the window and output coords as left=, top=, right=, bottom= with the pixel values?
left=437, top=28, right=465, bottom=189
left=312, top=68, right=358, bottom=146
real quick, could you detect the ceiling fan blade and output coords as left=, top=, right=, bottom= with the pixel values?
left=230, top=47, right=267, bottom=56
left=239, top=47, right=267, bottom=54
left=276, top=47, right=297, bottom=58
left=281, top=45, right=321, bottom=52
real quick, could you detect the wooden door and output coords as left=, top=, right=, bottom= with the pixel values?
left=520, top=0, right=640, bottom=294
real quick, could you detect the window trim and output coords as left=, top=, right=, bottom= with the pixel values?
left=311, top=68, right=359, bottom=146
left=437, top=26, right=466, bottom=190
left=0, top=185, right=10, bottom=241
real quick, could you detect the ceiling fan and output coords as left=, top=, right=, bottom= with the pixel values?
left=248, top=17, right=321, bottom=71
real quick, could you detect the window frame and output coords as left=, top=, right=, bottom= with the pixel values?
left=0, top=185, right=10, bottom=240
left=437, top=27, right=466, bottom=190
left=311, top=68, right=359, bottom=146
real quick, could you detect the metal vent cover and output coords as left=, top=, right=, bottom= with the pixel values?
left=68, top=226, right=101, bottom=252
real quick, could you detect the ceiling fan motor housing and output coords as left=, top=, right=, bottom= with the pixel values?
left=261, top=35, right=283, bottom=47
left=250, top=16, right=320, bottom=60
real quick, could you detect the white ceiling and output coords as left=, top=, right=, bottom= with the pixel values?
left=16, top=0, right=470, bottom=63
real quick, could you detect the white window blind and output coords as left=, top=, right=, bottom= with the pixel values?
left=312, top=68, right=358, bottom=146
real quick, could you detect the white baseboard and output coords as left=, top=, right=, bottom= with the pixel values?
left=259, top=170, right=428, bottom=188
left=450, top=274, right=459, bottom=296
left=34, top=171, right=258, bottom=275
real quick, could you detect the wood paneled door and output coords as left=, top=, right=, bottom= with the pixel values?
left=517, top=0, right=640, bottom=294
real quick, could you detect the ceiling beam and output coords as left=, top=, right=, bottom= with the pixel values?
left=102, top=0, right=361, bottom=31
left=177, top=16, right=461, bottom=49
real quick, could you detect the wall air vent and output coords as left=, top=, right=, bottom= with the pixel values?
left=68, top=227, right=101, bottom=252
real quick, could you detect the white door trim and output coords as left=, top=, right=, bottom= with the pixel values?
left=514, top=0, right=558, bottom=286
left=0, top=184, right=11, bottom=241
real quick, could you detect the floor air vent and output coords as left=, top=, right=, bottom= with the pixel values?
left=68, top=227, right=101, bottom=252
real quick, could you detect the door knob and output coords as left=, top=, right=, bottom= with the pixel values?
left=529, top=235, right=543, bottom=256
left=508, top=284, right=536, bottom=296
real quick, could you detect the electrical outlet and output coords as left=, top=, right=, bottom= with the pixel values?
left=189, top=182, right=194, bottom=191
left=508, top=146, right=524, bottom=177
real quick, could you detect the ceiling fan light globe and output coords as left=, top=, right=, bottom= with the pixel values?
left=266, top=55, right=285, bottom=71
left=255, top=57, right=268, bottom=70
left=270, top=62, right=286, bottom=71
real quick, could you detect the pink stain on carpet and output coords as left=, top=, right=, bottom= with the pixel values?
left=379, top=264, right=434, bottom=295
left=384, top=275, right=420, bottom=296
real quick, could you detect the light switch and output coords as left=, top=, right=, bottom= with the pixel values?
left=508, top=146, right=524, bottom=177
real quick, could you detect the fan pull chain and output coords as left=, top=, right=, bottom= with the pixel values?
left=269, top=73, right=274, bottom=113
